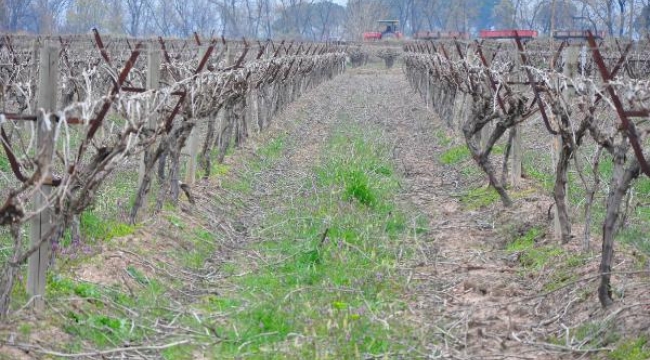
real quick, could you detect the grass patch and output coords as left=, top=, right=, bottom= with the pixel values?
left=506, top=227, right=564, bottom=270
left=459, top=186, right=500, bottom=209
left=0, top=154, right=9, bottom=172
left=610, top=337, right=650, bottom=360
left=218, top=134, right=288, bottom=195
left=433, top=130, right=453, bottom=147
left=523, top=150, right=553, bottom=191
left=506, top=227, right=543, bottom=252
left=48, top=273, right=190, bottom=352
left=203, top=124, right=421, bottom=357
left=178, top=228, right=216, bottom=270
left=440, top=145, right=471, bottom=165
left=78, top=211, right=136, bottom=243
left=48, top=276, right=101, bottom=298
left=258, top=134, right=286, bottom=160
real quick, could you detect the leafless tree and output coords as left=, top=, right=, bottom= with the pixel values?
left=125, top=0, right=149, bottom=37
left=345, top=0, right=388, bottom=41
left=5, top=0, right=33, bottom=31
left=31, top=0, right=69, bottom=34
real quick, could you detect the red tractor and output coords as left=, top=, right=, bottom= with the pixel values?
left=363, top=20, right=403, bottom=41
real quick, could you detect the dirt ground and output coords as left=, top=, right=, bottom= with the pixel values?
left=248, top=66, right=650, bottom=359
left=3, top=65, right=650, bottom=359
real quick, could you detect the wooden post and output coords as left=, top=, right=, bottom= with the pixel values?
left=28, top=40, right=40, bottom=113
left=27, top=43, right=58, bottom=311
left=138, top=45, right=161, bottom=185
left=183, top=46, right=208, bottom=186
left=425, top=72, right=430, bottom=109
left=510, top=125, right=523, bottom=187
left=226, top=43, right=235, bottom=66
left=510, top=46, right=523, bottom=188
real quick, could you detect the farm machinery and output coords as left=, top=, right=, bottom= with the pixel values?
left=363, top=20, right=403, bottom=41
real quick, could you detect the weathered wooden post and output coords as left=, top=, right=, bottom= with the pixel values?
left=28, top=40, right=40, bottom=113
left=510, top=46, right=523, bottom=188
left=27, top=43, right=58, bottom=310
left=183, top=46, right=208, bottom=186
left=138, top=45, right=161, bottom=185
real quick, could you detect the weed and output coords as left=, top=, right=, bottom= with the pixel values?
left=343, top=169, right=376, bottom=206
left=492, top=144, right=506, bottom=155
left=506, top=227, right=564, bottom=270
left=565, top=253, right=589, bottom=268
left=440, top=145, right=471, bottom=165
left=0, top=154, right=9, bottom=172
left=506, top=227, right=543, bottom=252
left=48, top=276, right=101, bottom=299
left=192, top=123, right=418, bottom=357
left=162, top=344, right=196, bottom=360
left=618, top=228, right=650, bottom=254
left=459, top=186, right=500, bottom=209
left=126, top=265, right=150, bottom=285
left=523, top=151, right=553, bottom=191
left=610, top=337, right=650, bottom=360
left=521, top=246, right=564, bottom=270
left=434, top=130, right=452, bottom=146
left=571, top=320, right=619, bottom=347
left=258, top=135, right=286, bottom=160
left=64, top=312, right=135, bottom=347
left=166, top=214, right=185, bottom=229
left=18, top=323, right=32, bottom=338
left=543, top=270, right=577, bottom=292
left=385, top=212, right=407, bottom=238
left=78, top=211, right=136, bottom=243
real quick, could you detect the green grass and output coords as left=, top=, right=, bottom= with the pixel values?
left=434, top=130, right=453, bottom=147
left=610, top=337, right=650, bottom=360
left=5, top=105, right=430, bottom=357
left=218, top=134, right=289, bottom=195
left=459, top=186, right=500, bottom=209
left=0, top=154, right=9, bottom=172
left=193, top=124, right=421, bottom=357
left=178, top=228, right=217, bottom=270
left=258, top=135, right=286, bottom=160
left=35, top=119, right=422, bottom=357
left=63, top=211, right=136, bottom=245
left=93, top=163, right=138, bottom=213
left=505, top=227, right=566, bottom=271
left=48, top=271, right=189, bottom=352
left=526, top=166, right=554, bottom=192
left=506, top=227, right=543, bottom=252
left=440, top=145, right=471, bottom=165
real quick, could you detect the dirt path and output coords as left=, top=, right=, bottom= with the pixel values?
left=320, top=68, right=549, bottom=358
left=218, top=67, right=560, bottom=358
left=237, top=66, right=643, bottom=359
left=331, top=68, right=650, bottom=360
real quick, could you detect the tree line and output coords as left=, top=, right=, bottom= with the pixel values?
left=2, top=1, right=650, bottom=42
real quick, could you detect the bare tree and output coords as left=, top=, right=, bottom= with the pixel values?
left=64, top=0, right=110, bottom=33
left=345, top=0, right=388, bottom=41
left=125, top=0, right=149, bottom=36
left=31, top=0, right=69, bottom=34
left=5, top=0, right=33, bottom=31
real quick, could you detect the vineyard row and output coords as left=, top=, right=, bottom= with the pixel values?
left=0, top=31, right=347, bottom=315
left=403, top=33, right=650, bottom=308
